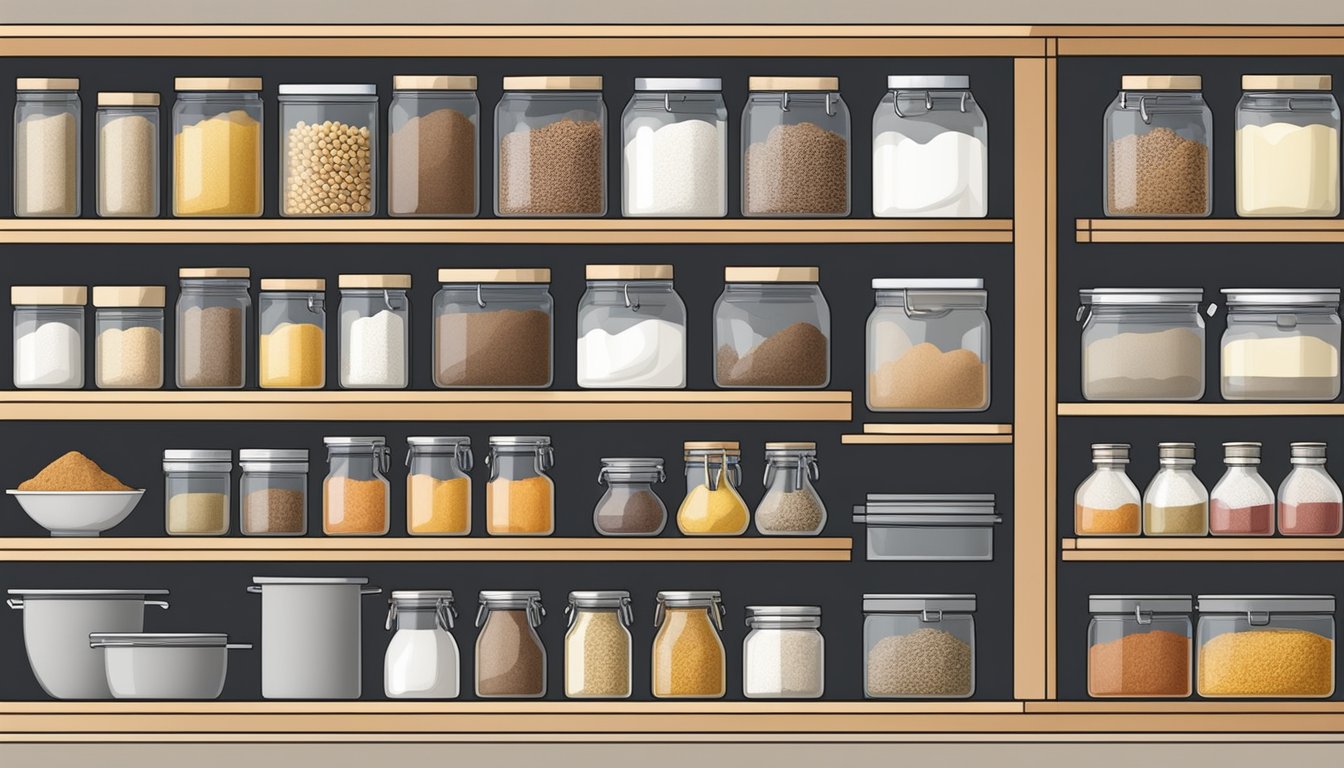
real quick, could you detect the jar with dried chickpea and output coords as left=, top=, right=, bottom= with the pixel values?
left=279, top=84, right=377, bottom=217
left=1196, top=594, right=1335, bottom=698
left=652, top=590, right=726, bottom=699
left=485, top=436, right=555, bottom=536
left=323, top=436, right=390, bottom=536
left=406, top=436, right=473, bottom=536
left=1088, top=595, right=1192, bottom=698
left=565, top=591, right=633, bottom=699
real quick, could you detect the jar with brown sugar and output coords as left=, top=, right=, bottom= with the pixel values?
left=1104, top=75, right=1212, bottom=217
left=323, top=436, right=390, bottom=536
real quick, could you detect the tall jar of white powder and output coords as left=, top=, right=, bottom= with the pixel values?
left=12, top=285, right=86, bottom=389
left=621, top=78, right=727, bottom=217
left=96, top=92, right=160, bottom=218
left=872, top=76, right=987, bottom=218
left=14, top=78, right=80, bottom=217
left=743, top=606, right=824, bottom=699
left=577, top=264, right=686, bottom=389
left=339, top=274, right=411, bottom=389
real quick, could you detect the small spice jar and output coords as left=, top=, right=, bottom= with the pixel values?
left=163, top=449, right=232, bottom=536
left=873, top=75, right=988, bottom=217
left=258, top=279, right=326, bottom=389
left=485, top=436, right=555, bottom=536
left=1075, top=443, right=1141, bottom=536
left=743, top=606, right=825, bottom=699
left=279, top=84, right=377, bottom=217
left=621, top=77, right=727, bottom=217
left=389, top=75, right=479, bottom=217
left=12, top=285, right=86, bottom=389
left=1078, top=288, right=1207, bottom=401
left=323, top=436, right=391, bottom=536
left=433, top=269, right=553, bottom=388
left=1087, top=594, right=1192, bottom=698
left=172, top=77, right=262, bottom=217
left=384, top=590, right=460, bottom=699
left=93, top=286, right=165, bottom=390
left=14, top=78, right=80, bottom=217
left=578, top=264, right=686, bottom=389
left=1220, top=288, right=1341, bottom=401
left=863, top=593, right=976, bottom=699
left=1142, top=442, right=1208, bottom=536
left=652, top=590, right=726, bottom=699
left=564, top=590, right=634, bottom=699
left=677, top=441, right=749, bottom=536
left=239, top=449, right=308, bottom=536
left=495, top=76, right=607, bottom=217
left=1236, top=75, right=1339, bottom=217
left=1209, top=442, right=1275, bottom=536
left=406, top=436, right=473, bottom=536
left=594, top=457, right=668, bottom=536
left=755, top=442, right=826, bottom=535
left=742, top=77, right=850, bottom=216
left=714, top=267, right=830, bottom=388
left=1104, top=75, right=1212, bottom=217
left=1196, top=594, right=1335, bottom=698
left=176, top=267, right=250, bottom=389
left=1278, top=442, right=1343, bottom=536
left=338, top=274, right=411, bottom=389
left=96, top=92, right=159, bottom=217
left=867, top=278, right=990, bottom=411
left=475, top=590, right=546, bottom=698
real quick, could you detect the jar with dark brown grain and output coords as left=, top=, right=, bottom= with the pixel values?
left=1104, top=75, right=1212, bottom=217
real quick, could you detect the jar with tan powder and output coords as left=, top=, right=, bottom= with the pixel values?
left=1220, top=288, right=1341, bottom=401
left=389, top=75, right=479, bottom=217
left=14, top=78, right=81, bottom=217
left=476, top=590, right=546, bottom=698
left=652, top=590, right=726, bottom=699
left=1075, top=443, right=1141, bottom=536
left=1079, top=288, right=1206, bottom=401
left=163, top=449, right=231, bottom=536
left=867, top=278, right=989, bottom=411
left=94, top=285, right=165, bottom=390
left=323, top=436, right=390, bottom=536
left=565, top=590, right=633, bottom=699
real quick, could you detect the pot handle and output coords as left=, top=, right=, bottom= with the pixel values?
left=6, top=598, right=24, bottom=609
left=225, top=643, right=254, bottom=650
left=146, top=600, right=170, bottom=610
left=246, top=586, right=263, bottom=594
left=361, top=587, right=383, bottom=596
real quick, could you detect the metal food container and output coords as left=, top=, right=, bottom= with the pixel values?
left=852, top=494, right=1000, bottom=561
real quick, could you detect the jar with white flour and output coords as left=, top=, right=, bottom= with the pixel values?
left=338, top=274, right=411, bottom=389
left=577, top=264, right=686, bottom=388
left=12, top=285, right=85, bottom=389
left=872, top=76, right=987, bottom=217
left=1078, top=288, right=1207, bottom=401
left=1220, top=288, right=1340, bottom=401
left=622, top=78, right=727, bottom=217
left=384, top=590, right=459, bottom=699
left=1236, top=75, right=1339, bottom=217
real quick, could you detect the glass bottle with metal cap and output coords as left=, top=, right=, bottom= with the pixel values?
left=12, top=285, right=86, bottom=389
left=1209, top=442, right=1275, bottom=536
left=743, top=606, right=824, bottom=699
left=322, top=436, right=391, bottom=536
left=163, top=449, right=232, bottom=536
left=278, top=84, right=377, bottom=217
left=1104, top=75, right=1211, bottom=216
left=1142, top=442, right=1208, bottom=536
left=406, top=436, right=473, bottom=536
left=714, top=266, right=830, bottom=388
left=384, top=590, right=460, bottom=699
left=476, top=590, right=546, bottom=698
left=863, top=594, right=976, bottom=698
left=594, top=457, right=667, bottom=536
left=258, top=279, right=325, bottom=389
left=1075, top=443, right=1141, bottom=536
left=1220, top=288, right=1341, bottom=401
left=742, top=76, right=850, bottom=216
left=495, top=75, right=606, bottom=217
left=677, top=441, right=749, bottom=535
left=338, top=274, right=411, bottom=389
left=622, top=77, right=727, bottom=217
left=577, top=264, right=686, bottom=389
left=14, top=77, right=80, bottom=217
left=1236, top=75, right=1339, bottom=217
left=96, top=91, right=159, bottom=217
left=1078, top=288, right=1207, bottom=401
left=1087, top=594, right=1193, bottom=698
left=239, top=448, right=308, bottom=536
left=1278, top=442, right=1343, bottom=536
left=172, top=77, right=262, bottom=217
left=565, top=590, right=633, bottom=699
left=93, top=285, right=164, bottom=390
left=1196, top=594, right=1335, bottom=698
left=485, top=436, right=555, bottom=535
left=755, top=442, right=826, bottom=535
left=389, top=75, right=479, bottom=217
left=872, top=75, right=987, bottom=218
left=434, top=268, right=553, bottom=388
left=176, top=267, right=250, bottom=389
left=652, top=590, right=726, bottom=699
left=867, top=278, right=989, bottom=411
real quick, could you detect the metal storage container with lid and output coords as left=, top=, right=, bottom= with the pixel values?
left=389, top=75, right=479, bottom=217
left=564, top=590, right=634, bottom=698
left=338, top=274, right=411, bottom=389
left=872, top=75, right=987, bottom=218
left=1142, top=442, right=1208, bottom=536
left=405, top=436, right=474, bottom=536
left=247, top=576, right=382, bottom=699
left=384, top=589, right=460, bottom=699
left=239, top=448, right=309, bottom=536
left=594, top=457, right=667, bottom=536
left=867, top=278, right=990, bottom=411
left=322, top=436, right=391, bottom=535
left=176, top=267, right=250, bottom=389
left=1209, top=442, right=1275, bottom=536
left=1196, top=594, right=1335, bottom=698
left=1075, top=443, right=1141, bottom=536
left=742, top=76, right=850, bottom=216
left=863, top=594, right=976, bottom=699
left=1220, top=288, right=1341, bottom=401
left=279, top=84, right=377, bottom=217
left=578, top=264, right=686, bottom=389
left=163, top=449, right=232, bottom=536
left=1236, top=75, right=1339, bottom=217
left=743, top=605, right=824, bottom=699
left=93, top=285, right=164, bottom=390
left=172, top=77, right=262, bottom=217
left=485, top=436, right=555, bottom=535
left=258, top=278, right=326, bottom=389
left=1079, top=288, right=1208, bottom=401
left=495, top=76, right=606, bottom=217
left=96, top=91, right=160, bottom=217
left=12, top=285, right=86, bottom=389
left=1087, top=594, right=1193, bottom=698
left=1104, top=75, right=1212, bottom=217
left=714, top=266, right=830, bottom=389
left=434, top=268, right=553, bottom=388
left=652, top=590, right=726, bottom=699
left=14, top=77, right=80, bottom=217
left=1278, top=441, right=1343, bottom=536
left=622, top=77, right=727, bottom=217
left=852, top=493, right=1000, bottom=560
left=475, top=589, right=547, bottom=698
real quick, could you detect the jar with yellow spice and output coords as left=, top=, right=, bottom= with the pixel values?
left=172, top=77, right=262, bottom=217
left=486, top=436, right=555, bottom=535
left=258, top=279, right=325, bottom=389
left=323, top=436, right=391, bottom=535
left=406, top=436, right=473, bottom=536
left=652, top=590, right=726, bottom=698
left=677, top=441, right=749, bottom=535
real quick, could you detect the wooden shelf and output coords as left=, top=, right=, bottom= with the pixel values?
left=1062, top=537, right=1344, bottom=561
left=1058, top=403, right=1344, bottom=417
left=0, top=390, right=852, bottom=422
left=1076, top=218, right=1344, bottom=244
left=0, top=537, right=853, bottom=562
left=1027, top=701, right=1344, bottom=714
left=842, top=423, right=1013, bottom=445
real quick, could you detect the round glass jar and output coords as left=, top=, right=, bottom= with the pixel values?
left=863, top=594, right=976, bottom=699
left=1220, top=288, right=1341, bottom=401
left=485, top=436, right=555, bottom=536
left=389, top=75, right=479, bottom=217
left=384, top=590, right=460, bottom=699
left=14, top=77, right=80, bottom=217
left=1075, top=443, right=1141, bottom=536
left=475, top=590, right=546, bottom=698
left=495, top=76, right=606, bottom=217
left=1196, top=594, right=1335, bottom=698
left=1088, top=595, right=1193, bottom=698
left=323, top=436, right=391, bottom=536
left=406, top=436, right=473, bottom=536
left=176, top=267, right=250, bottom=390
left=652, top=590, right=726, bottom=699
left=872, top=75, right=987, bottom=217
left=677, top=441, right=749, bottom=536
left=577, top=264, right=686, bottom=389
left=1079, top=288, right=1206, bottom=401
left=755, top=442, right=826, bottom=535
left=867, top=278, right=989, bottom=411
left=564, top=590, right=633, bottom=699
left=714, top=267, right=830, bottom=388
left=338, top=274, right=411, bottom=389
left=1236, top=75, right=1339, bottom=217
left=279, top=84, right=377, bottom=217
left=1104, top=75, right=1211, bottom=217
left=743, top=606, right=824, bottom=699
left=172, top=77, right=262, bottom=217
left=433, top=269, right=553, bottom=388
left=1143, top=442, right=1208, bottom=536
left=622, top=77, right=727, bottom=217
left=1210, top=442, right=1275, bottom=536
left=163, top=449, right=232, bottom=536
left=93, top=285, right=164, bottom=390
left=1278, top=442, right=1343, bottom=536
left=239, top=449, right=308, bottom=536
left=12, top=285, right=86, bottom=389
left=258, top=279, right=325, bottom=389
left=96, top=92, right=159, bottom=217
left=594, top=457, right=667, bottom=536
left=742, top=77, right=850, bottom=217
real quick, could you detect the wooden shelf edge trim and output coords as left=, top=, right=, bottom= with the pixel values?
left=1066, top=537, right=1344, bottom=551
left=0, top=537, right=851, bottom=551
left=862, top=423, right=1013, bottom=435
left=1058, top=403, right=1344, bottom=417
left=0, top=219, right=1013, bottom=232
left=842, top=435, right=1013, bottom=445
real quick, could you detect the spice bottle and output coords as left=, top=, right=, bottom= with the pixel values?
left=872, top=75, right=987, bottom=218
left=564, top=590, right=633, bottom=699
left=743, top=606, right=824, bottom=699
left=485, top=436, right=555, bottom=536
left=278, top=84, right=377, bottom=217
left=1209, top=442, right=1275, bottom=536
left=389, top=75, right=479, bottom=217
left=621, top=77, right=728, bottom=217
left=676, top=441, right=750, bottom=536
left=742, top=77, right=850, bottom=217
left=862, top=594, right=976, bottom=699
left=96, top=92, right=159, bottom=218
left=384, top=590, right=459, bottom=699
left=405, top=436, right=473, bottom=536
left=93, top=286, right=165, bottom=390
left=475, top=590, right=546, bottom=698
left=1087, top=595, right=1192, bottom=698
left=594, top=457, right=668, bottom=536
left=12, top=285, right=86, bottom=390
left=239, top=449, right=308, bottom=536
left=495, top=76, right=607, bottom=217
left=755, top=442, right=826, bottom=535
left=322, top=436, right=391, bottom=536
left=1074, top=443, right=1141, bottom=536
left=176, top=267, right=250, bottom=389
left=163, top=449, right=232, bottom=536
left=652, top=590, right=726, bottom=699
left=172, top=77, right=262, bottom=217
left=714, top=267, right=831, bottom=388
left=1103, top=75, right=1212, bottom=217
left=338, top=274, right=411, bottom=389
left=258, top=279, right=325, bottom=389
left=1142, top=442, right=1208, bottom=536
left=14, top=78, right=81, bottom=217
left=433, top=269, right=553, bottom=388
left=1278, top=442, right=1343, bottom=536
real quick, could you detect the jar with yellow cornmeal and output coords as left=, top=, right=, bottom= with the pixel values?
left=173, top=77, right=263, bottom=217
left=652, top=590, right=726, bottom=699
left=1075, top=443, right=1141, bottom=536
left=258, top=279, right=326, bottom=389
left=406, top=436, right=473, bottom=536
left=677, top=441, right=749, bottom=535
left=486, top=436, right=555, bottom=535
left=1196, top=594, right=1335, bottom=698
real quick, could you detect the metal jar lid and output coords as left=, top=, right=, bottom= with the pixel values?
left=1091, top=443, right=1131, bottom=463
left=657, top=590, right=722, bottom=607
left=1157, top=442, right=1196, bottom=461
left=1221, top=288, right=1341, bottom=308
left=1291, top=442, right=1328, bottom=460
left=1080, top=288, right=1203, bottom=305
left=863, top=594, right=976, bottom=614
left=88, top=632, right=248, bottom=649
left=489, top=436, right=550, bottom=447
left=745, top=605, right=822, bottom=628
left=408, top=436, right=471, bottom=448
left=163, top=449, right=231, bottom=473
left=888, top=75, right=970, bottom=90
left=239, top=449, right=308, bottom=473
left=324, top=436, right=386, bottom=446
left=635, top=77, right=722, bottom=91
left=1196, top=594, right=1335, bottom=614
left=1223, top=441, right=1262, bottom=465
left=764, top=441, right=816, bottom=454
left=569, top=590, right=631, bottom=608
left=278, top=84, right=376, bottom=96
left=1089, top=595, right=1193, bottom=614
left=874, top=278, right=984, bottom=291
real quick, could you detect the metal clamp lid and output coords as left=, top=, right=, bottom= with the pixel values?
left=1089, top=594, right=1193, bottom=616
left=863, top=594, right=976, bottom=617
left=476, top=590, right=545, bottom=628
left=745, top=605, right=822, bottom=629
left=1196, top=594, right=1335, bottom=617
left=635, top=77, right=721, bottom=92
left=406, top=437, right=474, bottom=473
left=598, top=457, right=665, bottom=485
left=1221, top=288, right=1341, bottom=308
left=566, top=590, right=634, bottom=628
left=655, top=590, right=725, bottom=630
left=387, top=590, right=457, bottom=631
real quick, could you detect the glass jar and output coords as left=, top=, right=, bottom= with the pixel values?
left=389, top=75, right=479, bottom=217
left=96, top=92, right=159, bottom=217
left=485, top=436, right=555, bottom=536
left=384, top=590, right=460, bottom=699
left=12, top=286, right=86, bottom=389
left=495, top=76, right=606, bottom=217
left=652, top=590, right=726, bottom=699
left=743, top=606, right=824, bottom=699
left=594, top=457, right=667, bottom=536
left=322, top=436, right=391, bottom=536
left=577, top=264, right=686, bottom=389
left=258, top=279, right=325, bottom=389
left=872, top=75, right=988, bottom=218
left=1278, top=442, right=1343, bottom=536
left=239, top=448, right=308, bottom=536
left=1143, top=442, right=1208, bottom=536
left=93, top=286, right=165, bottom=390
left=755, top=442, right=826, bottom=535
left=14, top=78, right=80, bottom=217
left=475, top=590, right=546, bottom=698
left=1075, top=443, right=1141, bottom=536
left=863, top=594, right=976, bottom=698
left=1087, top=594, right=1193, bottom=698
left=1078, top=288, right=1207, bottom=401
left=622, top=78, right=727, bottom=217
left=1236, top=75, right=1340, bottom=217
left=172, top=77, right=262, bottom=217
left=564, top=590, right=633, bottom=699
left=714, top=267, right=830, bottom=388
left=433, top=269, right=552, bottom=388
left=338, top=274, right=411, bottom=389
left=1104, top=75, right=1212, bottom=217
left=406, top=436, right=473, bottom=536
left=742, top=77, right=850, bottom=216
left=1220, top=288, right=1341, bottom=401
left=1209, top=442, right=1275, bottom=536
left=1196, top=594, right=1335, bottom=698
left=279, top=84, right=376, bottom=217
left=867, top=278, right=989, bottom=411
left=163, top=449, right=231, bottom=536
left=176, top=267, right=250, bottom=389
left=677, top=442, right=749, bottom=536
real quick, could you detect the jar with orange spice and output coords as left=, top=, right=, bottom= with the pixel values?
left=485, top=436, right=554, bottom=535
left=1074, top=443, right=1141, bottom=536
left=406, top=436, right=473, bottom=536
left=1087, top=594, right=1192, bottom=698
left=323, top=436, right=391, bottom=535
left=652, top=590, right=726, bottom=699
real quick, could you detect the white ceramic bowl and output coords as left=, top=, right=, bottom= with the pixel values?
left=6, top=490, right=145, bottom=536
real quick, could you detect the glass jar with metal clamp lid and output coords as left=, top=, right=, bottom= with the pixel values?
left=867, top=278, right=989, bottom=411
left=863, top=593, right=976, bottom=699
left=1079, top=288, right=1209, bottom=401
left=1088, top=594, right=1193, bottom=698
left=406, top=436, right=473, bottom=536
left=594, top=457, right=667, bottom=536
left=475, top=590, right=546, bottom=698
left=652, top=590, right=726, bottom=699
left=433, top=268, right=553, bottom=388
left=743, top=606, right=824, bottom=699
left=754, top=442, right=826, bottom=535
left=1196, top=594, right=1335, bottom=698
left=485, top=436, right=555, bottom=535
left=1236, top=75, right=1339, bottom=217
left=577, top=264, right=686, bottom=389
left=1104, top=75, right=1212, bottom=216
left=742, top=76, right=850, bottom=216
left=384, top=590, right=460, bottom=699
left=1220, top=288, right=1341, bottom=401
left=621, top=78, right=727, bottom=217
left=872, top=75, right=988, bottom=217
left=337, top=274, right=410, bottom=389
left=322, top=436, right=391, bottom=536
left=677, top=441, right=749, bottom=535
left=565, top=590, right=634, bottom=698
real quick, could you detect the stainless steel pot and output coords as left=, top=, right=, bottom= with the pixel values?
left=90, top=632, right=251, bottom=700
left=247, top=576, right=381, bottom=699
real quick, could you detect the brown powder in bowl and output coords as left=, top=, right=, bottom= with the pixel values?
left=19, top=451, right=133, bottom=491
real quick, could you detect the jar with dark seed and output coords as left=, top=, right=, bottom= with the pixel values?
left=495, top=76, right=607, bottom=217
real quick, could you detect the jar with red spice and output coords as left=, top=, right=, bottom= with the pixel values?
left=1278, top=442, right=1343, bottom=536
left=1209, top=442, right=1275, bottom=536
